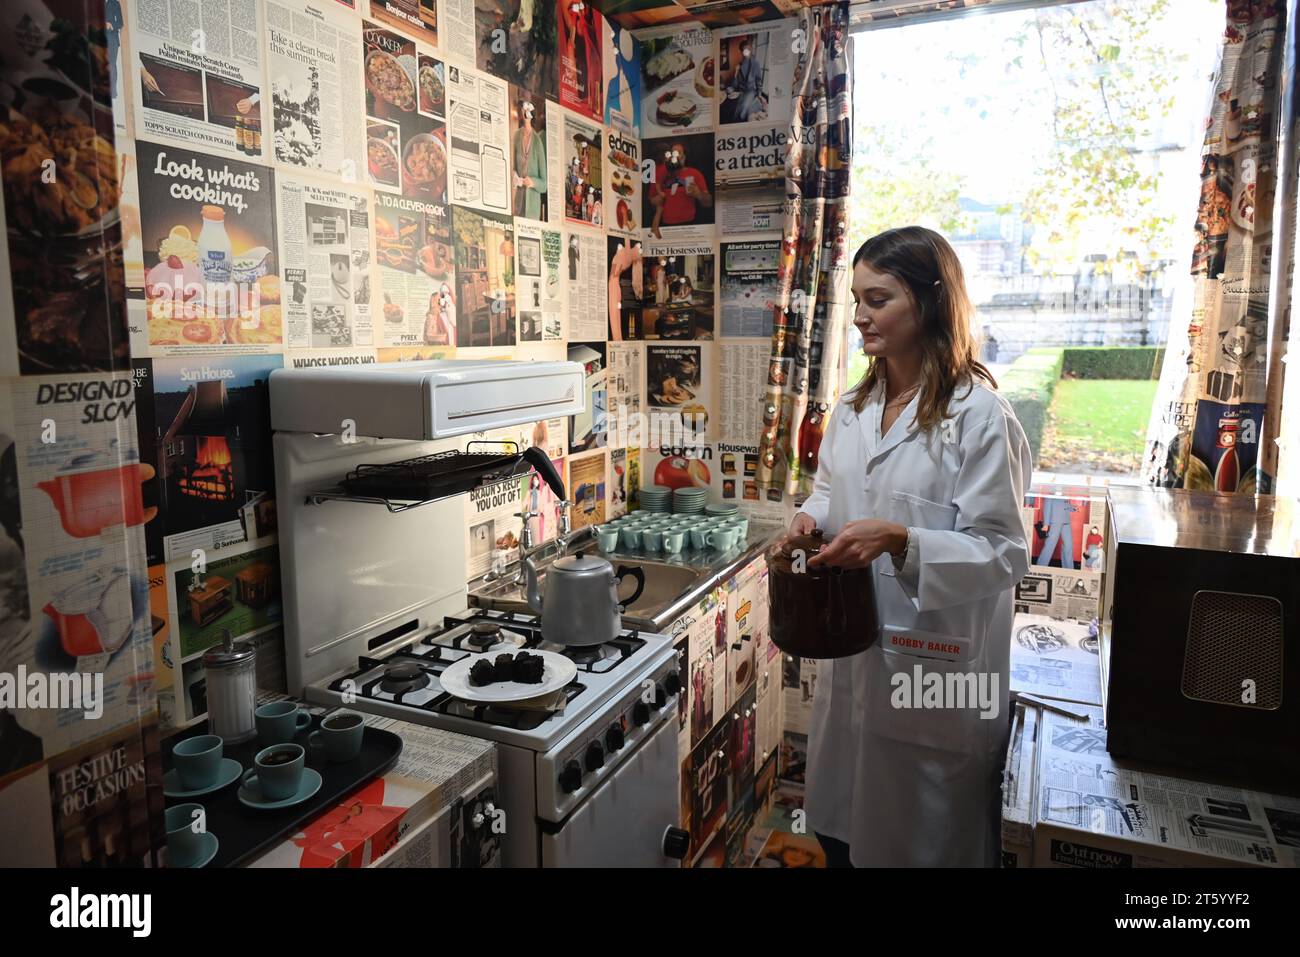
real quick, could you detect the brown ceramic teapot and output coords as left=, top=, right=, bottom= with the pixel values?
left=766, top=529, right=879, bottom=659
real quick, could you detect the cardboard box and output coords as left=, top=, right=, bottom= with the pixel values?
left=1000, top=702, right=1039, bottom=867
left=248, top=712, right=495, bottom=868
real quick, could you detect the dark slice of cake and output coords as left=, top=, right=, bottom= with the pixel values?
left=493, top=653, right=516, bottom=682
left=512, top=652, right=546, bottom=684
left=469, top=658, right=496, bottom=687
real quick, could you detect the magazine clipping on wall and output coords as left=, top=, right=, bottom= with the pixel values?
left=1146, top=3, right=1280, bottom=494
left=567, top=227, right=608, bottom=341
left=5, top=375, right=154, bottom=759
left=475, top=0, right=559, bottom=102
left=277, top=178, right=374, bottom=349
left=514, top=219, right=566, bottom=341
left=445, top=63, right=512, bottom=213
left=361, top=20, right=451, bottom=205
left=719, top=240, right=780, bottom=337
left=563, top=114, right=605, bottom=228
left=567, top=449, right=609, bottom=529
left=606, top=447, right=627, bottom=516
left=646, top=342, right=713, bottom=441
left=374, top=189, right=458, bottom=347
left=643, top=242, right=716, bottom=340
left=134, top=142, right=282, bottom=354
left=719, top=340, right=774, bottom=446
left=643, top=131, right=716, bottom=243
left=569, top=342, right=607, bottom=454
left=165, top=538, right=283, bottom=715
left=608, top=236, right=644, bottom=341
left=266, top=0, right=365, bottom=177
left=604, top=127, right=642, bottom=237
left=149, top=354, right=281, bottom=562
left=125, top=0, right=268, bottom=159
left=712, top=20, right=794, bottom=186
left=644, top=441, right=771, bottom=514
left=509, top=87, right=550, bottom=222
left=452, top=206, right=517, bottom=348
left=368, top=0, right=440, bottom=47
left=558, top=0, right=604, bottom=121
left=1016, top=491, right=1105, bottom=622
left=607, top=340, right=644, bottom=444
left=603, top=21, right=642, bottom=137
left=639, top=23, right=715, bottom=138
left=285, top=349, right=381, bottom=370
left=718, top=183, right=785, bottom=236
left=464, top=467, right=527, bottom=579
left=0, top=0, right=128, bottom=377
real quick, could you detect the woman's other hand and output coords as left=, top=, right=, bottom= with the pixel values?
left=808, top=519, right=907, bottom=569
left=789, top=512, right=816, bottom=537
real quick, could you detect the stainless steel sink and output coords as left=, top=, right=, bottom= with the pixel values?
left=467, top=524, right=778, bottom=632
left=470, top=553, right=706, bottom=622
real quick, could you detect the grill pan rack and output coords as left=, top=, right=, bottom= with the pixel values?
left=305, top=440, right=527, bottom=512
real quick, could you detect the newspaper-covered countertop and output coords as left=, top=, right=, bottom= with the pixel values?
left=1032, top=705, right=1299, bottom=867
left=1010, top=613, right=1103, bottom=707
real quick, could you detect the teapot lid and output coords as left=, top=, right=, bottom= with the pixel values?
left=552, top=551, right=613, bottom=576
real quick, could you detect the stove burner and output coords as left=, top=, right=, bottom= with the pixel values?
left=381, top=660, right=431, bottom=693
left=467, top=621, right=503, bottom=650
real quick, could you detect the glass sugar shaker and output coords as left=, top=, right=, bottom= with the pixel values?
left=202, top=629, right=257, bottom=744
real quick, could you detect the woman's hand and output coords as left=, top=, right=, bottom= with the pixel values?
left=788, top=512, right=816, bottom=537
left=808, top=519, right=907, bottom=569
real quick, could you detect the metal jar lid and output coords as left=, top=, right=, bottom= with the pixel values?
left=203, top=629, right=255, bottom=669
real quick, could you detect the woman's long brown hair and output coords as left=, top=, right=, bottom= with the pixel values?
left=847, top=226, right=996, bottom=432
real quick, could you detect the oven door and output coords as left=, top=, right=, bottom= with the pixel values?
left=541, top=718, right=681, bottom=868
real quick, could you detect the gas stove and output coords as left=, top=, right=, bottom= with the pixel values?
left=309, top=609, right=675, bottom=752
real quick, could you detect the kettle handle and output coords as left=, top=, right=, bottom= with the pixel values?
left=826, top=566, right=849, bottom=638
left=614, top=565, right=646, bottom=612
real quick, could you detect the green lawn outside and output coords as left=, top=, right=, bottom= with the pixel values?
left=1044, top=378, right=1158, bottom=469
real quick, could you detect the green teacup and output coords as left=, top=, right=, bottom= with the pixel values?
left=243, top=743, right=306, bottom=801
left=309, top=712, right=364, bottom=763
left=165, top=803, right=207, bottom=866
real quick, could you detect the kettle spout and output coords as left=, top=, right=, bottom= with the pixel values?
left=523, top=556, right=543, bottom=614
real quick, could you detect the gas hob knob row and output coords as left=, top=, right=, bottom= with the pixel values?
left=559, top=760, right=583, bottom=794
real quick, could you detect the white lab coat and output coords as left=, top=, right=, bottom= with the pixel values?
left=797, top=377, right=1031, bottom=867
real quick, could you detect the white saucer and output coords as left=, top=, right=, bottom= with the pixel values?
left=163, top=758, right=243, bottom=798
left=237, top=767, right=323, bottom=810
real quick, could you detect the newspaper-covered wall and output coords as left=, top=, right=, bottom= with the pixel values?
left=1144, top=2, right=1285, bottom=494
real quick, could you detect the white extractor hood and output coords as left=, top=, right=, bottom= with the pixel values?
left=269, top=359, right=585, bottom=440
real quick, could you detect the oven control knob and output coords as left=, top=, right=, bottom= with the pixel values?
left=559, top=761, right=583, bottom=794
left=662, top=826, right=690, bottom=861
left=632, top=701, right=651, bottom=726
left=605, top=724, right=626, bottom=752
left=584, top=741, right=605, bottom=772
left=653, top=683, right=667, bottom=709
left=664, top=671, right=682, bottom=696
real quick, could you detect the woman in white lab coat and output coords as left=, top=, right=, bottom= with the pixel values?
left=792, top=226, right=1032, bottom=867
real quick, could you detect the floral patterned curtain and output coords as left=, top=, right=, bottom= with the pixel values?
left=1144, top=0, right=1291, bottom=494
left=754, top=1, right=852, bottom=502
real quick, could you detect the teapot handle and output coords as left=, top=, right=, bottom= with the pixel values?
left=614, top=565, right=646, bottom=612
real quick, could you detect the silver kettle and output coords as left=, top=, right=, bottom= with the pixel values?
left=524, top=551, right=645, bottom=646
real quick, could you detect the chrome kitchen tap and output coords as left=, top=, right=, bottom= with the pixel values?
left=512, top=507, right=539, bottom=584
left=555, top=500, right=572, bottom=555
